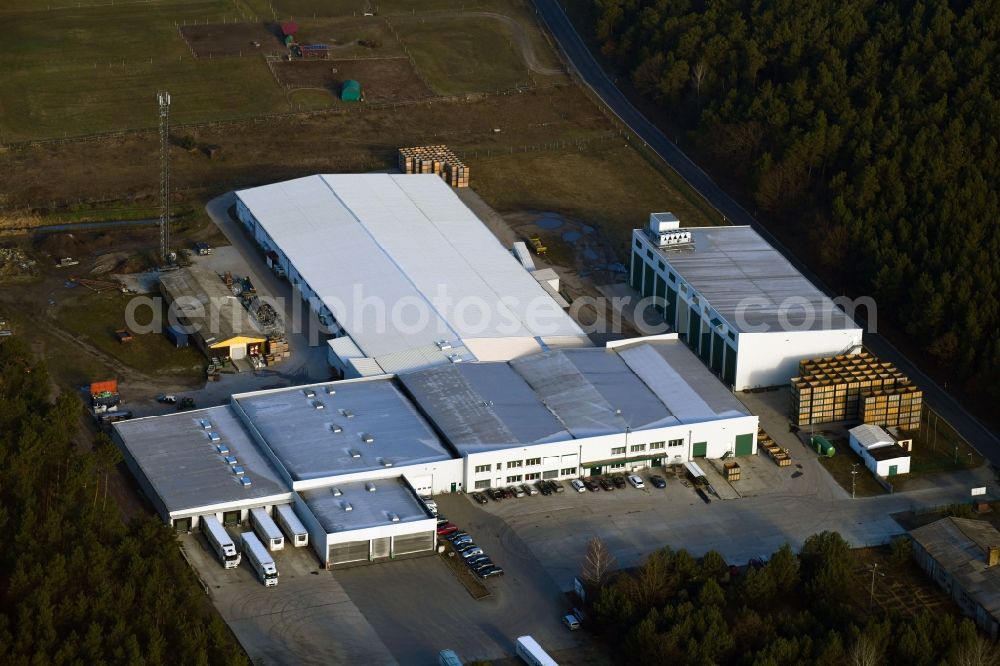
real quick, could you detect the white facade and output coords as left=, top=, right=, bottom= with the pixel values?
left=848, top=424, right=911, bottom=477
left=629, top=218, right=863, bottom=389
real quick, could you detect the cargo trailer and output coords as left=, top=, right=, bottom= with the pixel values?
left=202, top=515, right=241, bottom=569
left=275, top=504, right=308, bottom=547
left=250, top=507, right=285, bottom=551
left=241, top=532, right=278, bottom=587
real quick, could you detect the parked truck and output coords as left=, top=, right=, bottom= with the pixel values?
left=250, top=507, right=285, bottom=551
left=275, top=504, right=309, bottom=547
left=202, top=515, right=241, bottom=569
left=241, top=532, right=278, bottom=587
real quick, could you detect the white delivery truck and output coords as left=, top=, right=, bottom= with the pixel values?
left=241, top=532, right=278, bottom=587
left=202, top=515, right=241, bottom=569
left=275, top=504, right=309, bottom=547
left=250, top=507, right=285, bottom=551
left=515, top=636, right=558, bottom=666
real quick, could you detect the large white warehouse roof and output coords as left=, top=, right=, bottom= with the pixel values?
left=236, top=174, right=587, bottom=365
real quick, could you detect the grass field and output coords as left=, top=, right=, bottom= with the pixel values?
left=55, top=291, right=205, bottom=379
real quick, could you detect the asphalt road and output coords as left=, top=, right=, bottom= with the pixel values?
left=532, top=0, right=1000, bottom=460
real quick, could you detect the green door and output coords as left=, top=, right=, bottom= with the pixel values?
left=687, top=308, right=700, bottom=349
left=692, top=441, right=707, bottom=457
left=711, top=333, right=724, bottom=374
left=630, top=252, right=642, bottom=291
left=654, top=275, right=666, bottom=312
left=723, top=345, right=737, bottom=386
left=888, top=465, right=898, bottom=476
left=174, top=517, right=192, bottom=532
left=700, top=330, right=711, bottom=361
left=450, top=482, right=457, bottom=492
left=735, top=434, right=754, bottom=456
left=665, top=287, right=677, bottom=328
left=651, top=457, right=662, bottom=467
left=590, top=466, right=602, bottom=476
left=643, top=264, right=654, bottom=297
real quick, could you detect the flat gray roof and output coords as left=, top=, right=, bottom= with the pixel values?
left=233, top=378, right=452, bottom=482
left=299, top=477, right=433, bottom=533
left=402, top=341, right=750, bottom=454
left=113, top=406, right=290, bottom=514
left=645, top=226, right=858, bottom=333
left=159, top=264, right=266, bottom=346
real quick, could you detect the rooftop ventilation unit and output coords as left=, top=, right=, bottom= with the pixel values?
left=341, top=501, right=353, bottom=512
left=366, top=482, right=377, bottom=493
left=224, top=456, right=238, bottom=465
left=239, top=476, right=252, bottom=487
left=330, top=423, right=343, bottom=434
left=647, top=212, right=692, bottom=247
left=360, top=433, right=374, bottom=444
left=380, top=458, right=393, bottom=468
left=436, top=340, right=452, bottom=351
left=387, top=512, right=400, bottom=523
left=304, top=389, right=316, bottom=398
left=326, top=387, right=336, bottom=395
left=349, top=448, right=361, bottom=458
left=216, top=444, right=230, bottom=455
left=342, top=409, right=354, bottom=419
left=332, top=487, right=343, bottom=497
left=199, top=419, right=212, bottom=429
left=208, top=432, right=221, bottom=442
left=448, top=354, right=463, bottom=364
left=232, top=465, right=245, bottom=476
left=312, top=400, right=324, bottom=410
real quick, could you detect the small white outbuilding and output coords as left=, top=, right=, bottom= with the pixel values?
left=848, top=423, right=911, bottom=477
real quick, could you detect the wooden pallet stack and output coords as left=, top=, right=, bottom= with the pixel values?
left=790, top=352, right=921, bottom=430
left=265, top=337, right=290, bottom=365
left=758, top=427, right=791, bottom=466
left=398, top=145, right=469, bottom=187
left=723, top=461, right=741, bottom=481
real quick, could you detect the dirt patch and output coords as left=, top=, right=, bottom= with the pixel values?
left=273, top=58, right=431, bottom=102
left=179, top=22, right=286, bottom=58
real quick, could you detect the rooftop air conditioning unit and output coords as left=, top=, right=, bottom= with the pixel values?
left=232, top=465, right=245, bottom=476
left=304, top=389, right=316, bottom=398
left=331, top=487, right=342, bottom=497
left=330, top=424, right=343, bottom=434
left=366, top=482, right=377, bottom=493
left=239, top=476, right=252, bottom=487
left=387, top=512, right=400, bottom=523
left=199, top=419, right=212, bottom=429
left=312, top=400, right=324, bottom=410
left=208, top=432, right=221, bottom=442
left=326, top=387, right=336, bottom=395
left=360, top=433, right=374, bottom=444
left=448, top=354, right=463, bottom=363
left=380, top=458, right=393, bottom=468
left=216, top=444, right=230, bottom=455
left=224, top=456, right=238, bottom=466
left=349, top=448, right=361, bottom=458
left=436, top=340, right=452, bottom=351
left=342, top=502, right=353, bottom=512
left=342, top=409, right=354, bottom=419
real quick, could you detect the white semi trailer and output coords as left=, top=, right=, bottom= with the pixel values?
left=202, top=515, right=241, bottom=569
left=275, top=504, right=309, bottom=547
left=241, top=532, right=278, bottom=587
left=250, top=507, right=285, bottom=551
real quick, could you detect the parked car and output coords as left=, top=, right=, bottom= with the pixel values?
left=522, top=483, right=538, bottom=496
left=488, top=488, right=504, bottom=501
left=500, top=487, right=514, bottom=499
left=649, top=474, right=667, bottom=488
left=421, top=496, right=438, bottom=515
left=585, top=479, right=601, bottom=492
left=537, top=480, right=552, bottom=496
left=611, top=475, right=626, bottom=489
left=550, top=480, right=565, bottom=493
left=467, top=555, right=492, bottom=567
left=460, top=547, right=484, bottom=559
left=598, top=478, right=614, bottom=491
left=562, top=614, right=581, bottom=630
left=479, top=566, right=504, bottom=578
left=571, top=479, right=586, bottom=493
left=628, top=474, right=645, bottom=489
left=509, top=485, right=526, bottom=498
left=436, top=523, right=459, bottom=536
left=446, top=531, right=468, bottom=542
left=156, top=394, right=177, bottom=404
left=472, top=492, right=489, bottom=504
left=451, top=535, right=474, bottom=547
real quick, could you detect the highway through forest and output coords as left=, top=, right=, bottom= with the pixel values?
left=532, top=0, right=1000, bottom=462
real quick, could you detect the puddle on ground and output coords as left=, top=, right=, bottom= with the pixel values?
left=582, top=225, right=595, bottom=234
left=583, top=248, right=599, bottom=260
left=535, top=213, right=564, bottom=230
left=562, top=230, right=582, bottom=242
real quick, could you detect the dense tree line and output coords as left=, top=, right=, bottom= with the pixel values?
left=592, top=0, right=1000, bottom=400
left=589, top=532, right=995, bottom=664
left=0, top=339, right=245, bottom=665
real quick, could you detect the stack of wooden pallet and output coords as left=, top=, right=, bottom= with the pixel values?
left=861, top=384, right=922, bottom=430
left=758, top=427, right=791, bottom=466
left=398, top=145, right=469, bottom=187
left=723, top=461, right=741, bottom=481
left=264, top=337, right=290, bottom=365
left=790, top=352, right=921, bottom=430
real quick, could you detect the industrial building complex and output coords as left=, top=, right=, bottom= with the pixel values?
left=630, top=214, right=863, bottom=390
left=234, top=174, right=590, bottom=378
left=112, top=335, right=758, bottom=567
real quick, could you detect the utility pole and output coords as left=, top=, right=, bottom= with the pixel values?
left=867, top=562, right=885, bottom=609
left=158, top=91, right=171, bottom=263
left=851, top=463, right=859, bottom=499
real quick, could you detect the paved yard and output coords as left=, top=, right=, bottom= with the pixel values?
left=181, top=533, right=395, bottom=666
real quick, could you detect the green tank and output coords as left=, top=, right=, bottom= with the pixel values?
left=811, top=435, right=836, bottom=457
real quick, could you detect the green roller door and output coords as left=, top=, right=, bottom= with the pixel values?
left=735, top=434, right=754, bottom=456
left=654, top=275, right=666, bottom=312
left=643, top=264, right=654, bottom=297
left=723, top=345, right=737, bottom=386
left=666, top=287, right=677, bottom=328
left=692, top=441, right=707, bottom=457
left=630, top=252, right=642, bottom=291
left=700, top=330, right=711, bottom=361
left=711, top=333, right=724, bottom=373
left=687, top=308, right=700, bottom=350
